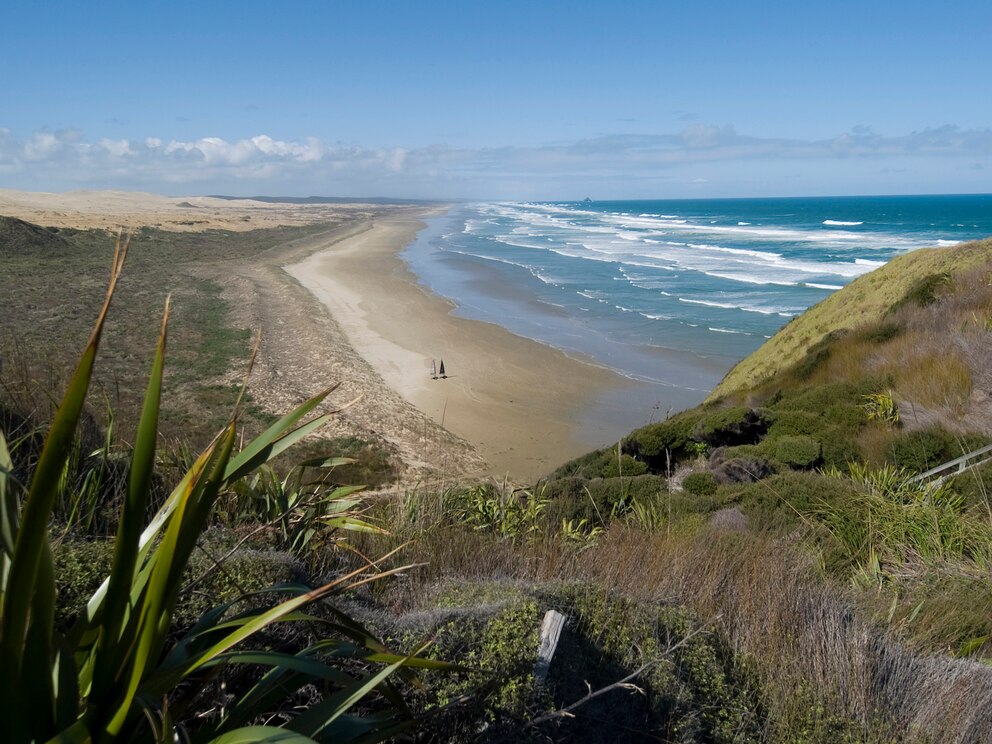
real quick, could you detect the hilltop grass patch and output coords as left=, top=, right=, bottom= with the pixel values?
left=709, top=237, right=992, bottom=398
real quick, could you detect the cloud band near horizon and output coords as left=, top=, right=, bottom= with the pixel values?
left=1, top=124, right=989, bottom=199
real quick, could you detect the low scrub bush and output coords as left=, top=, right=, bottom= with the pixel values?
left=585, top=474, right=668, bottom=517
left=543, top=475, right=715, bottom=535
left=818, top=425, right=863, bottom=470
left=53, top=536, right=304, bottom=630
left=767, top=409, right=822, bottom=438
left=549, top=447, right=613, bottom=479
left=682, top=471, right=719, bottom=496
left=554, top=447, right=653, bottom=479
left=601, top=451, right=649, bottom=478
left=775, top=435, right=822, bottom=469
left=693, top=406, right=767, bottom=447
left=624, top=411, right=703, bottom=469
left=400, top=582, right=763, bottom=743
left=736, top=472, right=860, bottom=537
left=888, top=428, right=956, bottom=472
left=773, top=380, right=882, bottom=415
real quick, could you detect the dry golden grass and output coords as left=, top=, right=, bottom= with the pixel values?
left=896, top=349, right=972, bottom=411
left=857, top=423, right=900, bottom=467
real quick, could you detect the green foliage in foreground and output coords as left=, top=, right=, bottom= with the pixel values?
left=0, top=240, right=455, bottom=743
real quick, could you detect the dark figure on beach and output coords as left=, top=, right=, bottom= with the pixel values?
left=439, top=360, right=447, bottom=379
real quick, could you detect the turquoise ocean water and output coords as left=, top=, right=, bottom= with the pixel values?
left=402, top=195, right=992, bottom=442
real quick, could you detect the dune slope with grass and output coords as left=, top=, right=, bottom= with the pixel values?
left=711, top=236, right=992, bottom=401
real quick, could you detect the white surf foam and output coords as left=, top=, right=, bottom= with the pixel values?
left=709, top=327, right=748, bottom=335
left=823, top=220, right=864, bottom=226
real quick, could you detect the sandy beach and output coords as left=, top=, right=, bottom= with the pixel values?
left=0, top=188, right=632, bottom=482
left=285, top=214, right=625, bottom=482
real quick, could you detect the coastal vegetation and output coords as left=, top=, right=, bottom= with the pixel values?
left=4, top=219, right=992, bottom=740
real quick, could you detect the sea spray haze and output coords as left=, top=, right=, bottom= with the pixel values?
left=403, top=194, right=992, bottom=437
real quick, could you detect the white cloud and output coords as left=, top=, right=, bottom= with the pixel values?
left=0, top=124, right=989, bottom=198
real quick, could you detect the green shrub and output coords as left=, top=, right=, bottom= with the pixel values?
left=588, top=474, right=666, bottom=509
left=693, top=406, right=767, bottom=447
left=736, top=472, right=860, bottom=538
left=823, top=400, right=869, bottom=430
left=888, top=428, right=956, bottom=472
left=53, top=536, right=303, bottom=630
left=409, top=584, right=764, bottom=742
left=721, top=442, right=776, bottom=462
left=317, top=435, right=397, bottom=487
left=554, top=448, right=649, bottom=480
left=771, top=381, right=876, bottom=415
left=775, top=436, right=822, bottom=469
left=548, top=447, right=613, bottom=478
left=625, top=411, right=702, bottom=467
left=767, top=410, right=822, bottom=438
left=602, top=453, right=649, bottom=478
left=52, top=539, right=115, bottom=629
left=819, top=425, right=863, bottom=470
left=682, top=471, right=719, bottom=496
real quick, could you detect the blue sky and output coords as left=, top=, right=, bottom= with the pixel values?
left=1, top=0, right=990, bottom=199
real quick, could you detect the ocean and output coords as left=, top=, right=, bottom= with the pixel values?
left=402, top=195, right=992, bottom=441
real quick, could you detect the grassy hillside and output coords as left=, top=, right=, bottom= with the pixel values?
left=711, top=237, right=992, bottom=399
left=8, top=220, right=992, bottom=742
left=535, top=235, right=992, bottom=703
left=0, top=217, right=401, bottom=487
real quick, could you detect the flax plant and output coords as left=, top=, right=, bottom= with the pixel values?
left=0, top=236, right=454, bottom=743
left=816, top=462, right=992, bottom=579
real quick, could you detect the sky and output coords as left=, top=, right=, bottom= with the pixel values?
left=1, top=0, right=990, bottom=200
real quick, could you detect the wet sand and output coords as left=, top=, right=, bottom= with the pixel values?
left=285, top=214, right=628, bottom=482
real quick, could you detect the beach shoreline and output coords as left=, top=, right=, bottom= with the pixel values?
left=285, top=211, right=629, bottom=482
left=0, top=187, right=674, bottom=482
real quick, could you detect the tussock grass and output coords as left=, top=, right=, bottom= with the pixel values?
left=865, top=321, right=973, bottom=413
